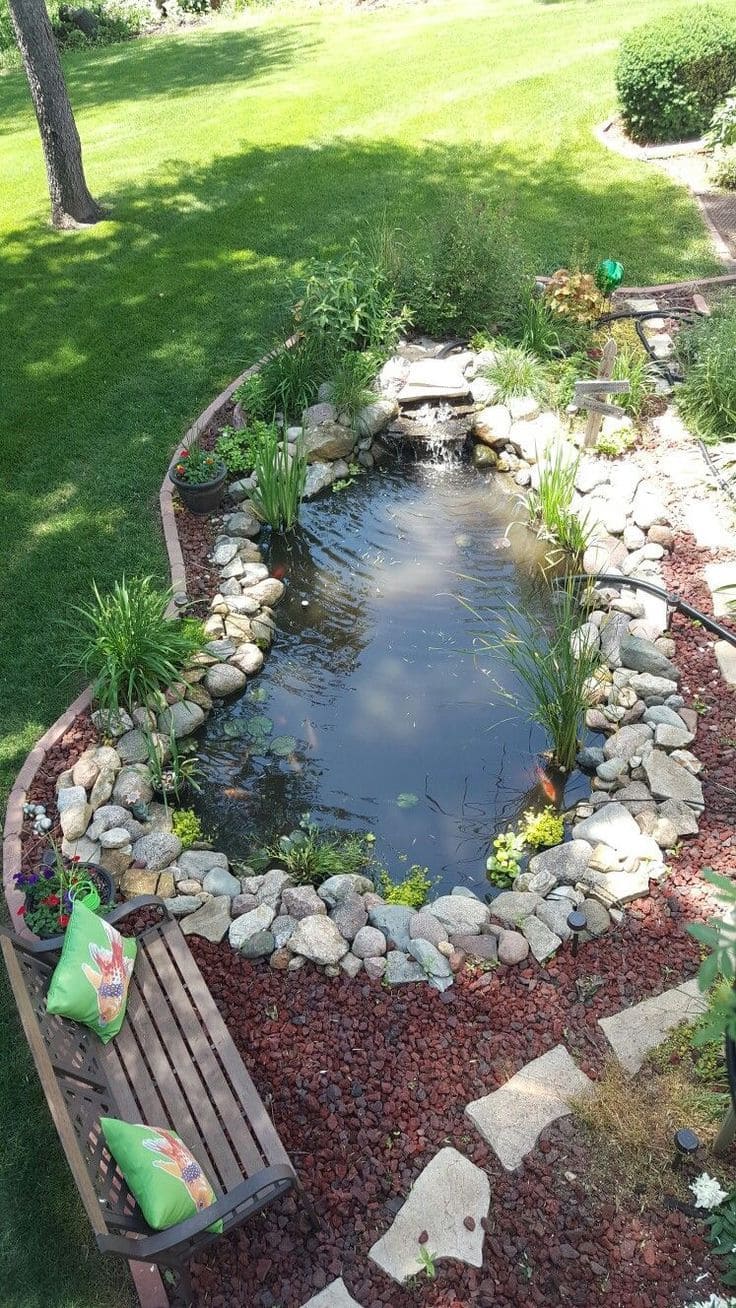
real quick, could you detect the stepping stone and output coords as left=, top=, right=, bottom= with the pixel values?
left=299, top=1279, right=363, bottom=1308
left=684, top=503, right=733, bottom=550
left=598, top=979, right=707, bottom=1074
left=397, top=359, right=471, bottom=403
left=368, top=1147, right=489, bottom=1283
left=704, top=561, right=736, bottom=615
left=464, top=1045, right=594, bottom=1171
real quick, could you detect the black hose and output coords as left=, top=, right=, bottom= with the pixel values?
left=557, top=572, right=736, bottom=648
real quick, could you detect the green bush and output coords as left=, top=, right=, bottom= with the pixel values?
left=295, top=240, right=410, bottom=356
left=711, top=147, right=736, bottom=189
left=616, top=6, right=736, bottom=145
left=216, top=420, right=276, bottom=475
left=706, top=85, right=736, bottom=150
left=482, top=345, right=549, bottom=403
left=392, top=199, right=531, bottom=337
left=171, top=808, right=204, bottom=849
left=676, top=295, right=736, bottom=440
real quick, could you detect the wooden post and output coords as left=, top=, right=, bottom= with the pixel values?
left=714, top=1104, right=736, bottom=1156
left=583, top=338, right=617, bottom=449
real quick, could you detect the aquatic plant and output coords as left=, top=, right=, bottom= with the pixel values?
left=463, top=580, right=600, bottom=773
left=250, top=426, right=307, bottom=532
left=486, top=829, right=525, bottom=887
left=521, top=806, right=564, bottom=849
left=171, top=808, right=204, bottom=850
left=272, top=819, right=372, bottom=887
left=524, top=442, right=593, bottom=567
left=377, top=864, right=432, bottom=908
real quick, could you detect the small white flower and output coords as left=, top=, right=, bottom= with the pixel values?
left=690, top=1172, right=729, bottom=1210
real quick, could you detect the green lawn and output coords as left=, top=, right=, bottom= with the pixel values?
left=0, top=0, right=722, bottom=1301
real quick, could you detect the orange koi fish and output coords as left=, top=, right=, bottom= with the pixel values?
left=82, top=920, right=134, bottom=1028
left=142, top=1130, right=215, bottom=1212
left=536, top=767, right=557, bottom=802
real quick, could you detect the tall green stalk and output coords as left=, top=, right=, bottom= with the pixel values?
left=524, top=441, right=593, bottom=568
left=250, top=427, right=307, bottom=532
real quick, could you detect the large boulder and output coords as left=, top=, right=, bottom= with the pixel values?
left=180, top=896, right=232, bottom=942
left=424, top=895, right=490, bottom=935
left=318, top=873, right=374, bottom=906
left=157, top=700, right=206, bottom=739
left=619, top=635, right=679, bottom=682
left=288, top=914, right=349, bottom=965
left=302, top=421, right=356, bottom=464
left=526, top=840, right=593, bottom=887
left=367, top=904, right=416, bottom=951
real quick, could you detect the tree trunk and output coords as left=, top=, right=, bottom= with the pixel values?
left=7, top=0, right=104, bottom=229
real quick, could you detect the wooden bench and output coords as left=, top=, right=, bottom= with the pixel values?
left=1, top=896, right=314, bottom=1304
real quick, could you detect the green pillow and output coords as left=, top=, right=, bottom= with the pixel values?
left=100, top=1118, right=222, bottom=1233
left=46, top=900, right=137, bottom=1043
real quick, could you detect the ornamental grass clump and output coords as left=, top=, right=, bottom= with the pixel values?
left=482, top=344, right=549, bottom=404
left=676, top=296, right=736, bottom=441
left=70, top=576, right=205, bottom=715
left=250, top=426, right=306, bottom=532
left=524, top=442, right=593, bottom=567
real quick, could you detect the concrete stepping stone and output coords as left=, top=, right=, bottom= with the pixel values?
left=368, top=1146, right=489, bottom=1283
left=598, top=978, right=707, bottom=1073
left=299, top=1279, right=364, bottom=1307
left=464, top=1045, right=594, bottom=1171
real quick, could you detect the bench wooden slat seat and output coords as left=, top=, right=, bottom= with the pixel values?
left=1, top=896, right=310, bottom=1300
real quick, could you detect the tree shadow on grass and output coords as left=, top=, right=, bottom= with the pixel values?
left=0, top=18, right=316, bottom=136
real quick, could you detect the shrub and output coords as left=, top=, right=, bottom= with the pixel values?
left=706, top=85, right=736, bottom=150
left=377, top=864, right=432, bottom=908
left=171, top=808, right=204, bottom=849
left=545, top=269, right=602, bottom=324
left=325, top=350, right=378, bottom=424
left=216, top=420, right=276, bottom=475
left=70, top=576, right=205, bottom=714
left=250, top=426, right=306, bottom=531
left=710, top=147, right=736, bottom=190
left=516, top=292, right=593, bottom=359
left=392, top=199, right=531, bottom=337
left=676, top=296, right=736, bottom=441
left=616, top=6, right=736, bottom=145
left=245, top=337, right=324, bottom=423
left=295, top=240, right=410, bottom=357
left=521, top=807, right=564, bottom=849
left=482, top=345, right=549, bottom=404
left=51, top=0, right=151, bottom=51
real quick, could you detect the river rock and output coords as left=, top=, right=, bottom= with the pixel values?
left=408, top=911, right=449, bottom=946
left=599, top=612, right=630, bottom=667
left=527, top=840, right=593, bottom=887
left=408, top=939, right=453, bottom=990
left=572, top=803, right=643, bottom=855
left=522, top=915, right=561, bottom=962
left=92, top=707, right=134, bottom=737
left=229, top=643, right=264, bottom=676
left=580, top=898, right=611, bottom=937
left=349, top=925, right=385, bottom=958
left=474, top=405, right=512, bottom=448
left=57, top=785, right=91, bottom=841
left=318, top=873, right=374, bottom=906
left=282, top=885, right=327, bottom=919
left=497, top=930, right=530, bottom=965
left=157, top=699, right=206, bottom=739
left=603, top=723, right=653, bottom=763
left=289, top=914, right=349, bottom=964
left=240, top=930, right=275, bottom=959
left=450, top=933, right=498, bottom=961
left=180, top=896, right=231, bottom=942
left=205, top=663, right=247, bottom=697
left=246, top=578, right=285, bottom=607
left=654, top=722, right=695, bottom=750
left=628, top=672, right=679, bottom=704
left=397, top=358, right=470, bottom=403
left=99, top=826, right=131, bottom=850
left=229, top=904, right=275, bottom=950
left=177, top=849, right=228, bottom=878
left=223, top=507, right=261, bottom=538
left=302, top=421, right=356, bottom=463
left=304, top=462, right=336, bottom=498
left=384, top=950, right=426, bottom=984
left=330, top=893, right=368, bottom=941
left=472, top=443, right=498, bottom=469
left=203, top=867, right=241, bottom=897
left=368, top=904, right=416, bottom=951
left=619, top=635, right=679, bottom=681
left=508, top=411, right=562, bottom=463
left=643, top=750, right=704, bottom=808
left=657, top=798, right=700, bottom=835
left=534, top=899, right=573, bottom=942
left=488, top=891, right=541, bottom=925
left=164, top=895, right=205, bottom=917
left=132, top=831, right=182, bottom=871
left=577, top=746, right=605, bottom=771
left=425, top=895, right=489, bottom=935
left=355, top=398, right=398, bottom=438
left=71, top=748, right=100, bottom=790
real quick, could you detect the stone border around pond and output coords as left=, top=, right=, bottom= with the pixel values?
left=3, top=335, right=709, bottom=994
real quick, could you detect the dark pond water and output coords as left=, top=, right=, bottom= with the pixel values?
left=196, top=451, right=588, bottom=896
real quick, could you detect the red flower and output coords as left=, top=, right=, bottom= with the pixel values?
left=16, top=905, right=26, bottom=916
left=43, top=894, right=60, bottom=907
left=179, top=449, right=189, bottom=457
left=58, top=914, right=70, bottom=928
left=71, top=855, right=80, bottom=863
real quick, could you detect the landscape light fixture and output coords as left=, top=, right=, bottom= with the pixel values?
left=567, top=910, right=587, bottom=957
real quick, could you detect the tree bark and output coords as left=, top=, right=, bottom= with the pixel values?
left=7, top=0, right=104, bottom=229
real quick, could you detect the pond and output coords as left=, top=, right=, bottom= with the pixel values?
left=196, top=450, right=589, bottom=896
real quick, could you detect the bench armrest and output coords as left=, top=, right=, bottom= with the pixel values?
left=95, top=1164, right=296, bottom=1258
left=0, top=896, right=172, bottom=957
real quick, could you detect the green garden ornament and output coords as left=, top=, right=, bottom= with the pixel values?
left=70, top=879, right=101, bottom=913
left=595, top=259, right=624, bottom=297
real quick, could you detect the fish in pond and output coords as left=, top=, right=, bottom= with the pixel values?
left=223, top=787, right=252, bottom=801
left=535, top=767, right=559, bottom=803
left=303, top=719, right=319, bottom=751
left=271, top=564, right=287, bottom=580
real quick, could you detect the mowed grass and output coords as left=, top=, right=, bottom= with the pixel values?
left=0, top=1, right=722, bottom=1303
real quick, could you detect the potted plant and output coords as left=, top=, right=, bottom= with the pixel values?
left=143, top=727, right=202, bottom=807
left=169, top=444, right=227, bottom=514
left=14, top=842, right=115, bottom=939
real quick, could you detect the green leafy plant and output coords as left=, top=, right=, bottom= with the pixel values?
left=524, top=442, right=593, bottom=567
left=482, top=344, right=549, bottom=403
left=240, top=337, right=324, bottom=423
left=417, top=1245, right=437, bottom=1280
left=391, top=198, right=530, bottom=337
left=676, top=296, right=736, bottom=441
left=295, top=239, right=410, bottom=356
left=216, top=421, right=276, bottom=476
left=463, top=580, right=601, bottom=773
left=142, top=727, right=202, bottom=806
left=688, top=869, right=736, bottom=1043
left=706, top=85, right=736, bottom=149
left=250, top=427, right=307, bottom=532
left=326, top=350, right=378, bottom=423
left=616, top=5, right=736, bottom=145
left=706, top=1189, right=736, bottom=1287
left=171, top=808, right=204, bottom=850
left=611, top=342, right=655, bottom=418
left=172, top=445, right=223, bottom=484
left=486, top=828, right=525, bottom=887
left=271, top=817, right=372, bottom=886
left=545, top=268, right=603, bottom=324
left=711, top=148, right=736, bottom=189
left=596, top=427, right=636, bottom=458
left=515, top=292, right=593, bottom=359
left=14, top=841, right=113, bottom=938
left=377, top=864, right=432, bottom=908
left=521, top=806, right=564, bottom=849
left=70, top=577, right=205, bottom=715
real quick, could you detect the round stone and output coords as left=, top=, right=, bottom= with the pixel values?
left=352, top=925, right=387, bottom=959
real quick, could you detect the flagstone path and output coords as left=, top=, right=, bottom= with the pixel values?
left=598, top=977, right=707, bottom=1073
left=300, top=1280, right=365, bottom=1307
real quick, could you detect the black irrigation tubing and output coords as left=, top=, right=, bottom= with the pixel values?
left=697, top=435, right=736, bottom=510
left=596, top=307, right=704, bottom=386
left=558, top=573, right=736, bottom=650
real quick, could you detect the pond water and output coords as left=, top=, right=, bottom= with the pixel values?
left=196, top=451, right=589, bottom=896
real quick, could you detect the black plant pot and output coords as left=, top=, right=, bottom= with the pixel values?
left=169, top=461, right=227, bottom=515
left=32, top=858, right=117, bottom=939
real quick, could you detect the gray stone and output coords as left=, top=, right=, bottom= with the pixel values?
left=246, top=578, right=285, bottom=608
left=367, top=904, right=416, bottom=951
left=408, top=911, right=449, bottom=946
left=579, top=897, right=611, bottom=936
left=302, top=401, right=337, bottom=428
left=384, top=950, right=425, bottom=985
left=497, top=931, right=530, bottom=965
left=521, top=915, right=561, bottom=962
left=229, top=904, right=276, bottom=950
left=164, top=895, right=205, bottom=917
left=364, top=956, right=387, bottom=981
left=465, top=1046, right=594, bottom=1170
left=302, top=421, right=356, bottom=464
left=297, top=1279, right=364, bottom=1308
left=513, top=867, right=558, bottom=897
left=473, top=404, right=512, bottom=447
left=598, top=612, right=630, bottom=666
left=629, top=672, right=679, bottom=703
left=597, top=758, right=628, bottom=782
left=157, top=699, right=206, bottom=739
left=317, top=873, right=374, bottom=906
left=205, top=663, right=247, bottom=698
left=352, top=925, right=387, bottom=959
left=643, top=750, right=704, bottom=808
left=86, top=803, right=130, bottom=836
left=643, top=705, right=688, bottom=729
left=654, top=722, right=695, bottom=750
left=91, top=707, right=134, bottom=737
left=450, top=933, right=498, bottom=961
left=603, top=724, right=653, bottom=764
left=304, top=462, right=336, bottom=499
left=577, top=746, right=605, bottom=771
left=408, top=938, right=453, bottom=991
left=99, top=827, right=131, bottom=850
left=202, top=867, right=241, bottom=897
left=340, top=953, right=363, bottom=979
left=180, top=896, right=231, bottom=942
left=71, top=748, right=100, bottom=789
left=488, top=891, right=541, bottom=925
left=368, top=1147, right=489, bottom=1282
left=598, top=980, right=708, bottom=1073
left=256, top=868, right=294, bottom=905
left=270, top=915, right=297, bottom=949
left=281, top=884, right=327, bottom=919
left=222, top=507, right=261, bottom=538
left=398, top=358, right=471, bottom=403
left=240, top=930, right=275, bottom=959
left=425, top=895, right=489, bottom=935
left=57, top=785, right=91, bottom=840
left=212, top=538, right=238, bottom=565
left=330, top=893, right=368, bottom=942
left=115, top=728, right=153, bottom=766
left=131, top=831, right=182, bottom=871
left=178, top=849, right=228, bottom=878
left=572, top=804, right=644, bottom=856
left=354, top=398, right=398, bottom=438
left=658, top=798, right=700, bottom=836
left=534, top=899, right=574, bottom=942
left=619, top=635, right=679, bottom=681
left=289, top=914, right=350, bottom=965
left=527, top=840, right=592, bottom=887
left=229, top=643, right=264, bottom=676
